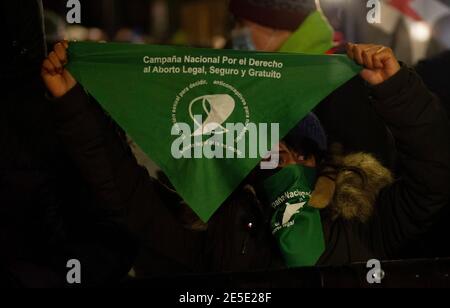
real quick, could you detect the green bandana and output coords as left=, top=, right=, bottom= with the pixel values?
left=262, top=165, right=325, bottom=267
left=67, top=42, right=359, bottom=222
left=279, top=11, right=334, bottom=54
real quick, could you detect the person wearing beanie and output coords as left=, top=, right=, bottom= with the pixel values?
left=40, top=34, right=449, bottom=277
left=225, top=0, right=449, bottom=269
left=228, top=0, right=396, bottom=169
left=230, top=0, right=318, bottom=32
left=229, top=0, right=334, bottom=54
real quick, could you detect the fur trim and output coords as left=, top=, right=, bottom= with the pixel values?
left=310, top=176, right=335, bottom=209
left=329, top=153, right=394, bottom=222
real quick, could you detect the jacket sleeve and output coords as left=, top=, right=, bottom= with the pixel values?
left=53, top=84, right=144, bottom=215
left=368, top=66, right=450, bottom=257
left=53, top=85, right=204, bottom=271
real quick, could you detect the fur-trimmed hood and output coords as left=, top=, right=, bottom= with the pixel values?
left=310, top=152, right=394, bottom=222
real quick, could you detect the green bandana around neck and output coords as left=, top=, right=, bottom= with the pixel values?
left=262, top=164, right=325, bottom=267
left=279, top=11, right=334, bottom=54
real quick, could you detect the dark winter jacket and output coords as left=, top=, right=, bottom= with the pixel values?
left=0, top=88, right=137, bottom=286
left=415, top=51, right=450, bottom=118
left=0, top=0, right=135, bottom=287
left=54, top=66, right=450, bottom=275
left=314, top=74, right=397, bottom=170
left=318, top=66, right=450, bottom=264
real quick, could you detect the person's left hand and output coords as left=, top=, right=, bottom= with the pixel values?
left=347, top=43, right=401, bottom=86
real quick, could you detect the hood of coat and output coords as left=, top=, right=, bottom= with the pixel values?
left=310, top=152, right=394, bottom=223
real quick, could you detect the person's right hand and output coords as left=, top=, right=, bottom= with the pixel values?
left=41, top=41, right=77, bottom=98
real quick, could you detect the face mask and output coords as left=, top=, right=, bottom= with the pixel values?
left=231, top=27, right=256, bottom=51
left=261, top=164, right=325, bottom=268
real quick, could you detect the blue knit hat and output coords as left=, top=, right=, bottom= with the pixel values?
left=284, top=113, right=328, bottom=151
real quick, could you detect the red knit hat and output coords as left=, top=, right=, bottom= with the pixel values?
left=229, top=0, right=317, bottom=31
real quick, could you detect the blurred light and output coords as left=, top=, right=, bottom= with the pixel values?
left=88, top=28, right=104, bottom=41
left=66, top=25, right=89, bottom=41
left=212, top=36, right=227, bottom=49
left=410, top=21, right=431, bottom=42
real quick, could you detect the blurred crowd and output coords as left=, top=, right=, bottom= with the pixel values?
left=42, top=0, right=450, bottom=64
